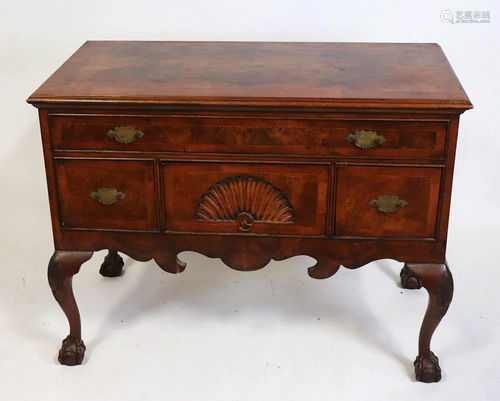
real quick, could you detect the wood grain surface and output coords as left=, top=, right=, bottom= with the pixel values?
left=28, top=41, right=472, bottom=109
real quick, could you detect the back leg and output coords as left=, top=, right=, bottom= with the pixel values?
left=99, top=250, right=124, bottom=277
left=400, top=262, right=422, bottom=290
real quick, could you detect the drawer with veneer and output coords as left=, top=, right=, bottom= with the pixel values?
left=50, top=114, right=447, bottom=159
left=335, top=165, right=442, bottom=239
left=55, top=159, right=158, bottom=231
left=162, top=162, right=329, bottom=236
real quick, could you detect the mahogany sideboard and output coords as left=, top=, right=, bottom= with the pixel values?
left=27, top=41, right=472, bottom=382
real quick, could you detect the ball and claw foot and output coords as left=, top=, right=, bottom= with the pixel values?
left=414, top=352, right=442, bottom=383
left=58, top=335, right=86, bottom=366
left=400, top=264, right=422, bottom=290
left=99, top=251, right=124, bottom=277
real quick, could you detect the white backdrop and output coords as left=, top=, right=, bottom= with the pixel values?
left=0, top=1, right=499, bottom=400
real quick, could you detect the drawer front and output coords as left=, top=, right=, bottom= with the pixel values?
left=335, top=165, right=442, bottom=238
left=55, top=159, right=157, bottom=231
left=162, top=163, right=328, bottom=235
left=51, top=114, right=446, bottom=158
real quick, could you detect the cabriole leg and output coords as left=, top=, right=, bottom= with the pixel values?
left=48, top=251, right=93, bottom=366
left=404, top=263, right=454, bottom=383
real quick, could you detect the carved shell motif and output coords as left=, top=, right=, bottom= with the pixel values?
left=195, top=176, right=294, bottom=223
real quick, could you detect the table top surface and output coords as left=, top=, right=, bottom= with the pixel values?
left=28, top=41, right=472, bottom=110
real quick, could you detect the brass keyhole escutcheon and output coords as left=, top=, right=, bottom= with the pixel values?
left=236, top=212, right=254, bottom=232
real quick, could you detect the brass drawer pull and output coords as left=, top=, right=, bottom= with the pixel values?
left=369, top=195, right=407, bottom=213
left=239, top=219, right=253, bottom=231
left=106, top=126, right=144, bottom=144
left=236, top=212, right=254, bottom=232
left=347, top=130, right=386, bottom=149
left=90, top=188, right=126, bottom=206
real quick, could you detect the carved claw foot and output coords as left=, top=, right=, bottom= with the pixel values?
left=59, top=335, right=86, bottom=366
left=99, top=250, right=124, bottom=277
left=400, top=263, right=422, bottom=289
left=414, top=351, right=442, bottom=383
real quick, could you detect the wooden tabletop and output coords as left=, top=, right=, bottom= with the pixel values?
left=28, top=41, right=472, bottom=110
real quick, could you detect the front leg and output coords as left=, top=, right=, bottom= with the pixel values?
left=404, top=263, right=454, bottom=383
left=48, top=251, right=93, bottom=366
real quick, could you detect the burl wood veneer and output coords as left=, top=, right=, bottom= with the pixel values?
left=28, top=41, right=472, bottom=382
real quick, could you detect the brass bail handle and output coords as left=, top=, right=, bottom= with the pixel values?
left=369, top=195, right=408, bottom=213
left=106, top=126, right=144, bottom=144
left=90, top=188, right=126, bottom=206
left=347, top=130, right=386, bottom=149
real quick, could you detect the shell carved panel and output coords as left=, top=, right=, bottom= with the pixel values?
left=194, top=176, right=294, bottom=223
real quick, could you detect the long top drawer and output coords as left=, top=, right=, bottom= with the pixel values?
left=50, top=114, right=447, bottom=159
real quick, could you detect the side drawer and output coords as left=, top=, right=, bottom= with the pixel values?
left=335, top=165, right=442, bottom=239
left=55, top=159, right=158, bottom=231
left=162, top=162, right=329, bottom=235
left=50, top=114, right=447, bottom=159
